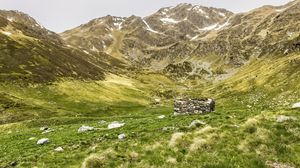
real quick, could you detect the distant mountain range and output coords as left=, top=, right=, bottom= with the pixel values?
left=0, top=0, right=300, bottom=82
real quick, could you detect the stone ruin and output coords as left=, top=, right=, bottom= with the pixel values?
left=174, top=98, right=215, bottom=115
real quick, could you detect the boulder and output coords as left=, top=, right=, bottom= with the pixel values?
left=78, top=125, right=94, bottom=133
left=276, top=115, right=291, bottom=123
left=162, top=127, right=178, bottom=131
left=189, top=120, right=206, bottom=128
left=98, top=120, right=107, bottom=125
left=118, top=133, right=126, bottom=140
left=42, top=129, right=53, bottom=134
left=37, top=138, right=49, bottom=145
left=292, top=102, right=300, bottom=108
left=29, top=137, right=36, bottom=141
left=54, top=147, right=64, bottom=152
left=158, top=115, right=166, bottom=119
left=108, top=121, right=125, bottom=129
left=40, top=127, right=49, bottom=131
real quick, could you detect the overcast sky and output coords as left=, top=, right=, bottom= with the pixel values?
left=0, top=0, right=292, bottom=33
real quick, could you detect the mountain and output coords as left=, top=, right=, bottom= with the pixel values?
left=61, top=2, right=300, bottom=80
left=0, top=10, right=125, bottom=82
left=61, top=4, right=233, bottom=69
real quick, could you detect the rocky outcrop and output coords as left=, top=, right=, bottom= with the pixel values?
left=174, top=98, right=215, bottom=115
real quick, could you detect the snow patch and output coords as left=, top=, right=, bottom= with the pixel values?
left=7, top=17, right=14, bottom=22
left=200, top=24, right=218, bottom=31
left=191, top=34, right=200, bottom=41
left=215, top=20, right=230, bottom=30
left=113, top=21, right=123, bottom=30
left=83, top=50, right=90, bottom=54
left=91, top=46, right=99, bottom=52
left=275, top=8, right=287, bottom=12
left=142, top=19, right=161, bottom=34
left=218, top=12, right=226, bottom=17
left=193, top=6, right=206, bottom=14
left=160, top=18, right=180, bottom=24
left=2, top=31, right=12, bottom=36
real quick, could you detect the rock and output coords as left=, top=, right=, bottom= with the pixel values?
left=98, top=120, right=107, bottom=125
left=29, top=137, right=36, bottom=140
left=154, top=98, right=161, bottom=104
left=266, top=161, right=295, bottom=168
left=54, top=147, right=64, bottom=152
left=276, top=115, right=291, bottom=123
left=10, top=161, right=17, bottom=167
left=292, top=102, right=300, bottom=108
left=174, top=98, right=215, bottom=115
left=42, top=129, right=53, bottom=134
left=118, top=133, right=126, bottom=140
left=37, top=138, right=49, bottom=145
left=78, top=125, right=94, bottom=133
left=108, top=121, right=125, bottom=129
left=158, top=115, right=166, bottom=119
left=189, top=120, right=206, bottom=128
left=40, top=127, right=49, bottom=131
left=162, top=127, right=177, bottom=131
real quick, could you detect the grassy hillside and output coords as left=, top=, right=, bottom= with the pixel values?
left=1, top=3, right=300, bottom=168
left=1, top=53, right=300, bottom=167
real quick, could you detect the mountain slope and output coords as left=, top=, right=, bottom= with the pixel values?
left=61, top=2, right=300, bottom=81
left=0, top=10, right=125, bottom=82
left=61, top=4, right=233, bottom=69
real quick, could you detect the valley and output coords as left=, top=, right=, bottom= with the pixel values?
left=0, top=1, right=300, bottom=168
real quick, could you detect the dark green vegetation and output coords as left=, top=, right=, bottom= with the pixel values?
left=1, top=1, right=300, bottom=168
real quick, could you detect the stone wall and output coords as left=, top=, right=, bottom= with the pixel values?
left=174, top=98, right=215, bottom=115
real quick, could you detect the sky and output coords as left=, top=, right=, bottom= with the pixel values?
left=0, top=0, right=292, bottom=33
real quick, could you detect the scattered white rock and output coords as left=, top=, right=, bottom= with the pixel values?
left=78, top=125, right=94, bottom=133
left=37, top=138, right=49, bottom=145
left=276, top=115, right=291, bottom=123
left=40, top=127, right=49, bottom=131
left=154, top=98, right=161, bottom=104
left=118, top=133, right=126, bottom=140
left=292, top=102, right=300, bottom=108
left=108, top=121, right=125, bottom=129
left=99, top=120, right=107, bottom=125
left=189, top=120, right=206, bottom=128
left=29, top=137, right=36, bottom=140
left=162, top=127, right=178, bottom=131
left=42, top=129, right=54, bottom=134
left=54, top=147, right=64, bottom=152
left=158, top=115, right=166, bottom=119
